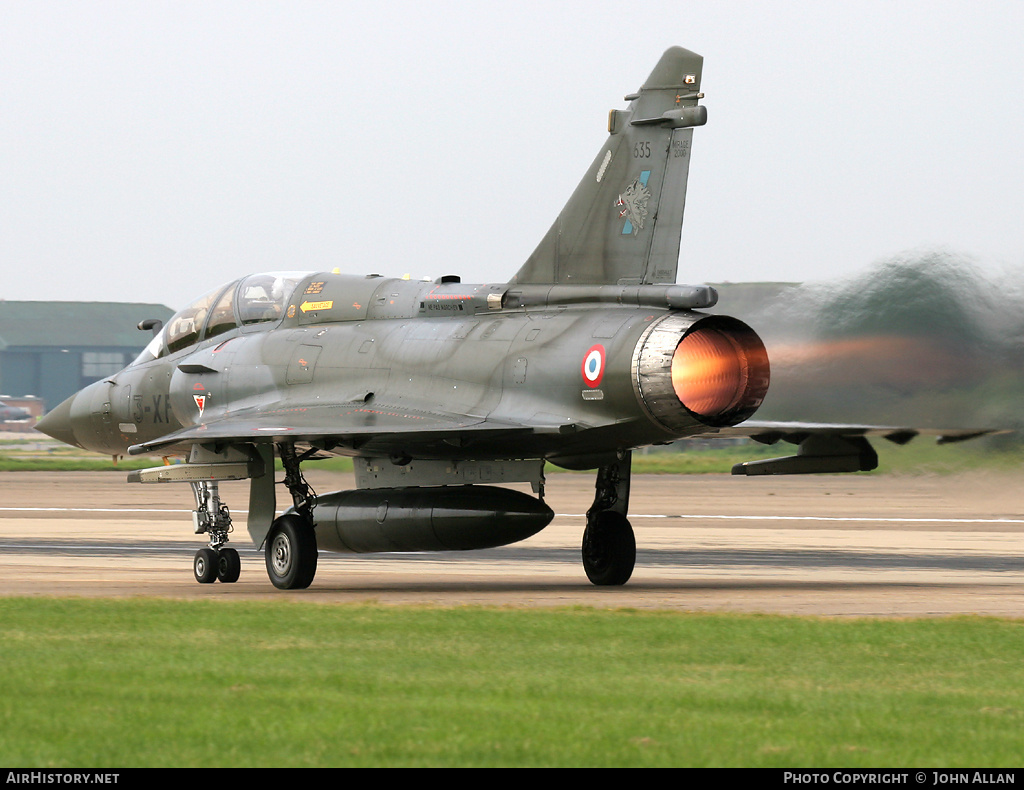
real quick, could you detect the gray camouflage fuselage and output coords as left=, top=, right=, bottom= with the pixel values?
left=55, top=273, right=767, bottom=469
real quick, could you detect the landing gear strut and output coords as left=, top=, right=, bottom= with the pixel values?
left=582, top=451, right=635, bottom=585
left=190, top=479, right=241, bottom=584
left=264, top=443, right=319, bottom=590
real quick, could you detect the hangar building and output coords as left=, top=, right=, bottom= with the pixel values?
left=0, top=301, right=174, bottom=413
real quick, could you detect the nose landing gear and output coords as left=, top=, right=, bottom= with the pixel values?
left=190, top=479, right=242, bottom=584
left=192, top=546, right=241, bottom=584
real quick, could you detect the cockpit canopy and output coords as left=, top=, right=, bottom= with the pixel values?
left=132, top=272, right=309, bottom=365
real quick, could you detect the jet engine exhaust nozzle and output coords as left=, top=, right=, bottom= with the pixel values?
left=632, top=313, right=770, bottom=433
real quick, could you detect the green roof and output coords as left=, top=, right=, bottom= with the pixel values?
left=0, top=301, right=175, bottom=350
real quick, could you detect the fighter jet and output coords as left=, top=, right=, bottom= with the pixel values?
left=34, top=47, right=973, bottom=590
left=0, top=401, right=31, bottom=422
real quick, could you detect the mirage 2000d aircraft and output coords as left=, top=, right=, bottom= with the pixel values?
left=36, top=47, right=967, bottom=590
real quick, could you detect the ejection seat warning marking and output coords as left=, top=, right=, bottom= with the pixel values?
left=300, top=300, right=333, bottom=312
left=581, top=344, right=605, bottom=388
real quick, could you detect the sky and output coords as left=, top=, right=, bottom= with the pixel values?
left=1, top=1, right=1022, bottom=311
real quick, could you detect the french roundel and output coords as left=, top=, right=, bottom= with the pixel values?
left=581, top=344, right=606, bottom=388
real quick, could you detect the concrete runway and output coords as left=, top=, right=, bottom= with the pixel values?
left=1, top=469, right=1023, bottom=616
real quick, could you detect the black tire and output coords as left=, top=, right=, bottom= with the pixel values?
left=193, top=547, right=219, bottom=584
left=265, top=515, right=318, bottom=590
left=216, top=547, right=241, bottom=584
left=582, top=511, right=635, bottom=586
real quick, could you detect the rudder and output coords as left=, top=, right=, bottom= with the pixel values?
left=511, top=47, right=706, bottom=286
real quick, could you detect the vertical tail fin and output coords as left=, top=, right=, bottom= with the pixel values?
left=511, top=47, right=706, bottom=286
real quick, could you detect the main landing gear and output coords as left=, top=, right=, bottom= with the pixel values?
left=264, top=443, right=318, bottom=590
left=582, top=451, right=636, bottom=586
left=265, top=514, right=317, bottom=589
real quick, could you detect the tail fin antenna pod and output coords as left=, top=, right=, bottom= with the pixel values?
left=511, top=47, right=706, bottom=287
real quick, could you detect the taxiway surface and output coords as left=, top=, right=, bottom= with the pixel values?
left=1, top=469, right=1022, bottom=617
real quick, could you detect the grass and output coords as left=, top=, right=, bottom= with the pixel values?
left=1, top=599, right=1023, bottom=767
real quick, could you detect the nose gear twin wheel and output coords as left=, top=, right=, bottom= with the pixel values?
left=217, top=548, right=241, bottom=583
left=194, top=548, right=218, bottom=584
left=193, top=547, right=241, bottom=584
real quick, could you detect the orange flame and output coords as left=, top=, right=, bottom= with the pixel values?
left=672, top=329, right=747, bottom=416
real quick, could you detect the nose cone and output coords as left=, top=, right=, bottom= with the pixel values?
left=35, top=395, right=82, bottom=449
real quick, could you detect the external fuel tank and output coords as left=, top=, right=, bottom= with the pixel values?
left=306, top=485, right=554, bottom=553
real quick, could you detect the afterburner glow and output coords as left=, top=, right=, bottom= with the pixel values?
left=672, top=328, right=748, bottom=417
left=632, top=313, right=770, bottom=432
